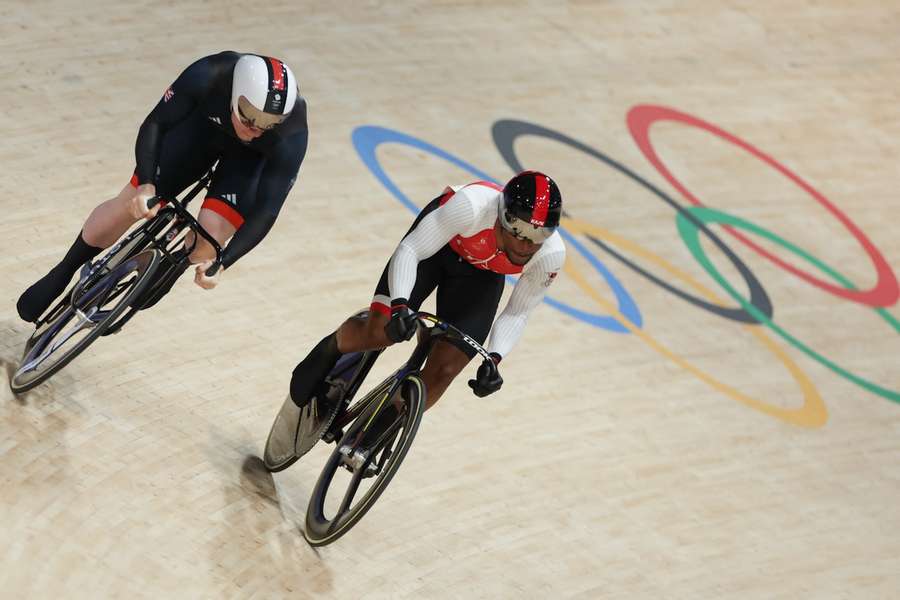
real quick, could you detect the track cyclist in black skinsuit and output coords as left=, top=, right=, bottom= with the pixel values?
left=17, top=51, right=309, bottom=322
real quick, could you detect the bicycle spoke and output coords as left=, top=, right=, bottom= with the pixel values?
left=335, top=464, right=367, bottom=520
left=372, top=418, right=402, bottom=452
left=375, top=430, right=400, bottom=468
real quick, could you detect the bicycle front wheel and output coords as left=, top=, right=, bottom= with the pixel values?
left=10, top=249, right=162, bottom=393
left=304, top=374, right=425, bottom=547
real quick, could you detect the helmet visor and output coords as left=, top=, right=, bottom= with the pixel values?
left=499, top=209, right=556, bottom=244
left=236, top=95, right=288, bottom=131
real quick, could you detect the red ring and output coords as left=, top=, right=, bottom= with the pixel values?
left=627, top=104, right=899, bottom=308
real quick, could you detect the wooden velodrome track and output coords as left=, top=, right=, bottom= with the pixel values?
left=1, top=1, right=899, bottom=597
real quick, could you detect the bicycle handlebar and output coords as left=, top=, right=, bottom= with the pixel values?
left=145, top=194, right=223, bottom=278
left=413, top=311, right=499, bottom=378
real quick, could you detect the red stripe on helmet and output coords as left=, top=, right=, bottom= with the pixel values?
left=531, top=173, right=550, bottom=225
left=268, top=57, right=285, bottom=91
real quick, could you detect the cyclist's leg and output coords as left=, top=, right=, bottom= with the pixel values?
left=83, top=180, right=147, bottom=248
left=16, top=234, right=106, bottom=322
left=186, top=210, right=236, bottom=264
left=421, top=250, right=505, bottom=409
left=348, top=247, right=499, bottom=453
left=135, top=201, right=237, bottom=309
left=419, top=340, right=471, bottom=410
left=16, top=180, right=138, bottom=322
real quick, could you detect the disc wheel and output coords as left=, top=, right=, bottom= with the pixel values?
left=263, top=388, right=341, bottom=472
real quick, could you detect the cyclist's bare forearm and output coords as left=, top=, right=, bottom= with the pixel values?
left=335, top=312, right=392, bottom=354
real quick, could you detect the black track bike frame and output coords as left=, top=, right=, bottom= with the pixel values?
left=326, top=311, right=499, bottom=443
left=32, top=172, right=222, bottom=332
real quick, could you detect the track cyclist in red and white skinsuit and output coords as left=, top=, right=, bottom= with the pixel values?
left=278, top=171, right=566, bottom=452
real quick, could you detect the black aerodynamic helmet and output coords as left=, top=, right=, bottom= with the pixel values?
left=499, top=171, right=562, bottom=243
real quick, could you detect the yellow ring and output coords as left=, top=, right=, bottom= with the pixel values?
left=561, top=216, right=827, bottom=427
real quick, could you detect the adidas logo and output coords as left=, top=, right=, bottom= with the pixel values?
left=222, top=193, right=237, bottom=205
left=208, top=116, right=222, bottom=125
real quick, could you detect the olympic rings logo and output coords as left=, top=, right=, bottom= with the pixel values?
left=351, top=105, right=899, bottom=428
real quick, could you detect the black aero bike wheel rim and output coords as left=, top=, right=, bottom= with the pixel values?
left=10, top=249, right=162, bottom=393
left=304, top=375, right=425, bottom=546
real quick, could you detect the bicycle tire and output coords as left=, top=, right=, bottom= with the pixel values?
left=304, top=374, right=425, bottom=546
left=10, top=249, right=162, bottom=394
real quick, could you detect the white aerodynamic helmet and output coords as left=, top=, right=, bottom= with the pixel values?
left=231, top=54, right=298, bottom=130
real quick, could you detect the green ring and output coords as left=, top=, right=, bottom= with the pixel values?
left=676, top=206, right=900, bottom=404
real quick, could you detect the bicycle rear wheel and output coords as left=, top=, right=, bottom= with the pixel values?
left=304, top=374, right=425, bottom=546
left=10, top=249, right=162, bottom=393
left=263, top=351, right=369, bottom=472
left=263, top=389, right=341, bottom=472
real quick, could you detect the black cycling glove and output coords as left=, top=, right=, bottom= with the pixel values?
left=384, top=298, right=418, bottom=343
left=468, top=352, right=503, bottom=397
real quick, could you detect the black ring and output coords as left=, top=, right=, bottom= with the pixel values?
left=491, top=119, right=773, bottom=324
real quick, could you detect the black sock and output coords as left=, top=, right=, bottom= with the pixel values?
left=17, top=232, right=103, bottom=322
left=58, top=231, right=104, bottom=274
left=290, top=332, right=342, bottom=407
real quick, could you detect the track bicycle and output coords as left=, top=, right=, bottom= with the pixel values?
left=10, top=174, right=222, bottom=393
left=263, top=310, right=499, bottom=546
